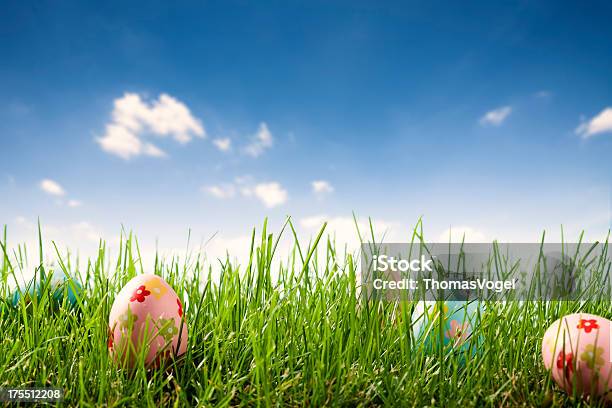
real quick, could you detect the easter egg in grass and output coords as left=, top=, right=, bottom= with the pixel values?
left=108, top=274, right=187, bottom=368
left=542, top=313, right=611, bottom=401
left=12, top=268, right=82, bottom=309
left=412, top=300, right=484, bottom=357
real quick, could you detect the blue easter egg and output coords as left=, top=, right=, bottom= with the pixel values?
left=412, top=300, right=483, bottom=356
left=12, top=269, right=82, bottom=308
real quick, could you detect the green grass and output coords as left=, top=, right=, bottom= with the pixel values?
left=0, top=219, right=611, bottom=407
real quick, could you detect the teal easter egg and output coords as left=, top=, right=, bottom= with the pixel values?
left=12, top=269, right=82, bottom=309
left=412, top=300, right=483, bottom=356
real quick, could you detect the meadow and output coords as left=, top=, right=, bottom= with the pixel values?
left=0, top=219, right=610, bottom=407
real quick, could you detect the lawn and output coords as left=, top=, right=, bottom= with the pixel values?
left=0, top=220, right=610, bottom=407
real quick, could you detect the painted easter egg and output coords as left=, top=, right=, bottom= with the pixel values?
left=108, top=274, right=187, bottom=368
left=412, top=300, right=483, bottom=356
left=542, top=313, right=611, bottom=400
left=12, top=269, right=82, bottom=309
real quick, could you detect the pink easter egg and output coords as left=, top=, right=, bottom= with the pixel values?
left=108, top=274, right=188, bottom=368
left=542, top=313, right=611, bottom=400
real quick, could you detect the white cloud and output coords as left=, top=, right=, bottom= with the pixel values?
left=437, top=226, right=486, bottom=243
left=97, top=93, right=205, bottom=159
left=234, top=175, right=255, bottom=196
left=244, top=122, right=273, bottom=157
left=38, top=179, right=83, bottom=206
left=575, top=107, right=612, bottom=139
left=479, top=106, right=512, bottom=126
left=97, top=124, right=146, bottom=159
left=67, top=200, right=82, bottom=208
left=143, top=142, right=168, bottom=158
left=253, top=182, right=288, bottom=208
left=204, top=177, right=288, bottom=208
left=204, top=184, right=236, bottom=199
left=40, top=179, right=65, bottom=196
left=213, top=138, right=231, bottom=152
left=311, top=180, right=334, bottom=196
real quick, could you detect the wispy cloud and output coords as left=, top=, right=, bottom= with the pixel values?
left=244, top=122, right=273, bottom=157
left=40, top=179, right=65, bottom=196
left=311, top=180, right=334, bottom=197
left=67, top=199, right=82, bottom=208
left=479, top=106, right=512, bottom=126
left=575, top=107, right=612, bottom=139
left=204, top=177, right=288, bottom=208
left=38, top=179, right=83, bottom=208
left=204, top=184, right=236, bottom=199
left=213, top=137, right=231, bottom=152
left=97, top=93, right=205, bottom=159
left=252, top=182, right=288, bottom=208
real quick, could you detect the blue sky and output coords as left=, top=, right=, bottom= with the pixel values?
left=1, top=1, right=611, bottom=263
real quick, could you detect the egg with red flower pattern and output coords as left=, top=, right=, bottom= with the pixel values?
left=542, top=313, right=611, bottom=401
left=108, top=274, right=187, bottom=367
